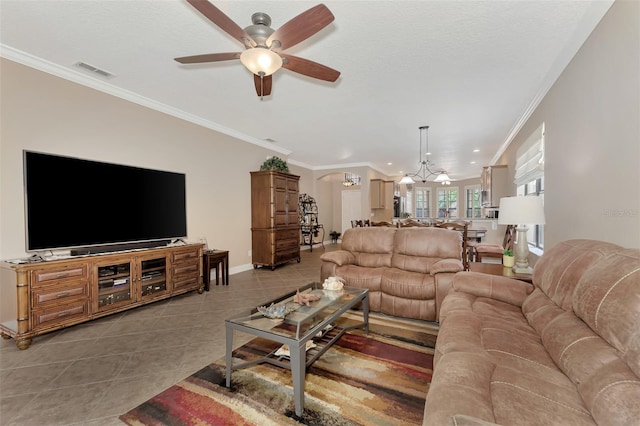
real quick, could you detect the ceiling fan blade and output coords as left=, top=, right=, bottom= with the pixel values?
left=186, top=0, right=256, bottom=47
left=174, top=52, right=241, bottom=64
left=267, top=4, right=334, bottom=51
left=253, top=74, right=273, bottom=97
left=280, top=54, right=340, bottom=82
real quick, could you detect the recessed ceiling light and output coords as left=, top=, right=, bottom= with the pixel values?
left=473, top=149, right=480, bottom=153
left=470, top=161, right=476, bottom=164
left=387, top=162, right=393, bottom=166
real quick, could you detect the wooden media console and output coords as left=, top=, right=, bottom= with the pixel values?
left=0, top=243, right=204, bottom=349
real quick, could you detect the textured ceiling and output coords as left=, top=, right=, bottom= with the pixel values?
left=0, top=0, right=614, bottom=180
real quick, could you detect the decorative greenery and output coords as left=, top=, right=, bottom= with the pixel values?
left=503, top=248, right=514, bottom=257
left=260, top=156, right=289, bottom=173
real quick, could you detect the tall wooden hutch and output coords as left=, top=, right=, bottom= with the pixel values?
left=250, top=170, right=300, bottom=269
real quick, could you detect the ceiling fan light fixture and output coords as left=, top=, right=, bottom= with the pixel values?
left=240, top=47, right=282, bottom=76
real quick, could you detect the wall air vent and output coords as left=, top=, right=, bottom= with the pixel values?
left=73, top=61, right=114, bottom=79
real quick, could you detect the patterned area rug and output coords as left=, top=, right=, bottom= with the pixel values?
left=120, top=313, right=436, bottom=426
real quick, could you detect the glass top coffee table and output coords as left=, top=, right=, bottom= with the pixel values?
left=225, top=282, right=369, bottom=417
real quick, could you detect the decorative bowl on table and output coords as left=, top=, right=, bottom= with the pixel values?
left=323, top=288, right=344, bottom=300
left=257, top=302, right=299, bottom=319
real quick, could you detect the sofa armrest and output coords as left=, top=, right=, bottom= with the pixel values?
left=430, top=258, right=464, bottom=276
left=320, top=250, right=356, bottom=266
left=452, top=271, right=534, bottom=307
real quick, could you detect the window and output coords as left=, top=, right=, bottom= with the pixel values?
left=437, top=187, right=458, bottom=218
left=405, top=188, right=413, bottom=218
left=414, top=187, right=430, bottom=218
left=514, top=123, right=545, bottom=250
left=517, top=178, right=544, bottom=249
left=465, top=185, right=482, bottom=218
left=514, top=123, right=544, bottom=186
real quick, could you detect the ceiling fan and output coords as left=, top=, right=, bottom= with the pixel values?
left=175, top=0, right=341, bottom=98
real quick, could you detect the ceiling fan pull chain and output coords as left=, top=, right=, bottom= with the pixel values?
left=259, top=72, right=264, bottom=100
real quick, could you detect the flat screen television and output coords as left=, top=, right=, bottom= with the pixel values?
left=24, top=150, right=187, bottom=253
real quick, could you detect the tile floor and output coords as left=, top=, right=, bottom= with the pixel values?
left=0, top=245, right=333, bottom=425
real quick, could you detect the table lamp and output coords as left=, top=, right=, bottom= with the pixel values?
left=497, top=196, right=545, bottom=274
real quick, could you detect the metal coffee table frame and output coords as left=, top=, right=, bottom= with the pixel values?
left=225, top=282, right=369, bottom=417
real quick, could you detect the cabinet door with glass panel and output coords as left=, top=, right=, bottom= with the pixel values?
left=93, top=256, right=135, bottom=313
left=137, top=252, right=169, bottom=301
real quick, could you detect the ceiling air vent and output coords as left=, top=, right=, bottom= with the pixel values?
left=73, top=61, right=114, bottom=79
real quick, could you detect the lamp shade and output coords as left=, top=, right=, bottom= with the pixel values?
left=434, top=172, right=451, bottom=182
left=498, top=196, right=545, bottom=225
left=240, top=47, right=282, bottom=76
left=399, top=175, right=416, bottom=184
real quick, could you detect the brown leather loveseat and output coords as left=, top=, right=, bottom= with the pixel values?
left=320, top=226, right=464, bottom=321
left=423, top=239, right=640, bottom=425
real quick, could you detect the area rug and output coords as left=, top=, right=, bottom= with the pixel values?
left=120, top=313, right=436, bottom=426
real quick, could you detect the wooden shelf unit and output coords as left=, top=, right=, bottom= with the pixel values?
left=0, top=244, right=203, bottom=349
left=250, top=170, right=301, bottom=270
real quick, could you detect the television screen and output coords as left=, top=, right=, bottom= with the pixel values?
left=24, top=150, right=187, bottom=252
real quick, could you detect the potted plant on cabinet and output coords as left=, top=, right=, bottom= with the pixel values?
left=259, top=156, right=289, bottom=173
left=503, top=248, right=515, bottom=268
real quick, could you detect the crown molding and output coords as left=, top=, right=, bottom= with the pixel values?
left=0, top=44, right=292, bottom=156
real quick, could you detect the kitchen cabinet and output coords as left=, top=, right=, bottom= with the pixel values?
left=370, top=179, right=394, bottom=209
left=481, top=165, right=508, bottom=207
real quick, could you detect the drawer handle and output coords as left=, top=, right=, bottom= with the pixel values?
left=56, top=273, right=70, bottom=279
left=57, top=311, right=71, bottom=317
left=56, top=292, right=70, bottom=298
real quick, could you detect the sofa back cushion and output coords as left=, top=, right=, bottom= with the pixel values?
left=531, top=239, right=622, bottom=311
left=529, top=240, right=640, bottom=425
left=391, top=227, right=462, bottom=274
left=340, top=227, right=396, bottom=268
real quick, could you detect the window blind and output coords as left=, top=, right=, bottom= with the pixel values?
left=514, top=123, right=545, bottom=186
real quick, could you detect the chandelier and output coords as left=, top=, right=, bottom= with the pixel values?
left=342, top=173, right=361, bottom=187
left=399, top=126, right=451, bottom=185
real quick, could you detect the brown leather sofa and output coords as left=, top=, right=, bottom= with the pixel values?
left=320, top=226, right=464, bottom=321
left=423, top=239, right=640, bottom=425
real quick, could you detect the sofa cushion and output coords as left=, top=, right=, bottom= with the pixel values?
left=326, top=264, right=385, bottom=311
left=423, top=351, right=497, bottom=424
left=379, top=268, right=437, bottom=320
left=531, top=239, right=622, bottom=311
left=341, top=227, right=396, bottom=268
left=392, top=227, right=463, bottom=274
left=572, top=248, right=640, bottom=361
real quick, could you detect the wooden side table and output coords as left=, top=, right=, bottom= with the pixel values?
left=469, top=262, right=533, bottom=284
left=203, top=250, right=229, bottom=291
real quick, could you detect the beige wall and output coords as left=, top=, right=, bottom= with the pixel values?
left=497, top=0, right=639, bottom=249
left=0, top=59, right=289, bottom=272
